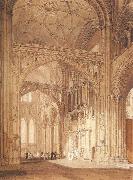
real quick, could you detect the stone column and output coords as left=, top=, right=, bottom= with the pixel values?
left=0, top=1, right=20, bottom=165
left=75, top=89, right=77, bottom=108
left=77, top=115, right=81, bottom=155
left=49, top=126, right=51, bottom=152
left=80, top=86, right=82, bottom=106
left=95, top=96, right=100, bottom=154
left=111, top=95, right=127, bottom=162
left=44, top=127, right=46, bottom=153
left=54, top=124, right=59, bottom=153
left=51, top=126, right=54, bottom=152
left=46, top=126, right=51, bottom=153
left=100, top=24, right=112, bottom=162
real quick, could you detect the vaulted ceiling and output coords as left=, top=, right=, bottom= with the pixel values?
left=11, top=0, right=133, bottom=50
left=12, top=0, right=99, bottom=49
left=113, top=1, right=133, bottom=41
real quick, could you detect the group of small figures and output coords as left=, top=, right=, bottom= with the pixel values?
left=25, top=151, right=59, bottom=160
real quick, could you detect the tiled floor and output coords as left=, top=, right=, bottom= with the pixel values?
left=0, top=161, right=132, bottom=180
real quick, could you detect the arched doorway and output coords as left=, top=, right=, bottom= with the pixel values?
left=126, top=88, right=133, bottom=163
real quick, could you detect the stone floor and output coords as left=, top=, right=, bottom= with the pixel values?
left=49, top=159, right=133, bottom=169
left=0, top=161, right=132, bottom=180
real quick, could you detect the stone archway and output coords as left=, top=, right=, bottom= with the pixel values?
left=111, top=45, right=133, bottom=162
left=112, top=45, right=133, bottom=98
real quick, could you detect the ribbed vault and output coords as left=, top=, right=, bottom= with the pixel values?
left=12, top=0, right=99, bottom=49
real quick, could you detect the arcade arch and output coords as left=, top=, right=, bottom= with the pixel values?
left=111, top=46, right=133, bottom=163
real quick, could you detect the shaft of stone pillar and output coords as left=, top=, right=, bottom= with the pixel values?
left=51, top=126, right=54, bottom=152
left=77, top=89, right=79, bottom=106
left=49, top=126, right=51, bottom=152
left=0, top=2, right=21, bottom=165
left=73, top=91, right=75, bottom=109
left=112, top=96, right=128, bottom=162
left=113, top=98, right=117, bottom=159
left=85, top=84, right=87, bottom=105
left=96, top=96, right=100, bottom=148
left=122, top=101, right=127, bottom=160
left=87, top=84, right=89, bottom=106
left=0, top=4, right=5, bottom=165
left=46, top=126, right=48, bottom=153
left=110, top=97, right=116, bottom=160
left=102, top=25, right=112, bottom=160
left=45, top=127, right=46, bottom=153
left=80, top=86, right=82, bottom=106
left=71, top=92, right=74, bottom=111
left=118, top=98, right=122, bottom=158
left=120, top=99, right=123, bottom=159
left=115, top=97, right=119, bottom=159
left=78, top=132, right=81, bottom=155
left=119, top=98, right=127, bottom=161
left=59, top=120, right=63, bottom=157
left=48, top=126, right=51, bottom=153
left=75, top=89, right=77, bottom=107
left=0, top=4, right=9, bottom=165
left=27, top=121, right=29, bottom=147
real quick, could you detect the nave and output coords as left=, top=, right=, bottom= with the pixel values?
left=0, top=0, right=133, bottom=173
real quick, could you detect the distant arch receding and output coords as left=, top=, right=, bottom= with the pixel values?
left=20, top=81, right=62, bottom=110
left=19, top=59, right=63, bottom=89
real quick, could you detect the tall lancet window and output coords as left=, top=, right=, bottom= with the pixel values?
left=29, top=119, right=35, bottom=144
left=21, top=118, right=27, bottom=144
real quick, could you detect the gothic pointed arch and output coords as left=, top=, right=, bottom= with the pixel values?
left=112, top=45, right=133, bottom=98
